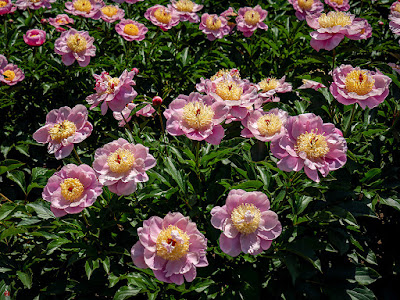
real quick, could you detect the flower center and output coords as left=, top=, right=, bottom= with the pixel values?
left=73, top=0, right=92, bottom=12
left=66, top=33, right=87, bottom=52
left=3, top=70, right=15, bottom=81
left=295, top=130, right=329, bottom=158
left=0, top=1, right=7, bottom=7
left=57, top=19, right=67, bottom=24
left=298, top=0, right=314, bottom=10
left=331, top=0, right=344, bottom=4
left=49, top=120, right=77, bottom=141
left=182, top=101, right=215, bottom=130
left=101, top=5, right=118, bottom=17
left=60, top=178, right=84, bottom=202
left=107, top=148, right=135, bottom=173
left=244, top=10, right=260, bottom=26
left=30, top=0, right=41, bottom=2
left=318, top=12, right=352, bottom=28
left=123, top=24, right=139, bottom=36
left=206, top=16, right=222, bottom=30
left=215, top=80, right=243, bottom=100
left=156, top=225, right=190, bottom=260
left=106, top=77, right=120, bottom=93
left=259, top=78, right=279, bottom=92
left=175, top=0, right=194, bottom=12
left=231, top=203, right=261, bottom=234
left=256, top=114, right=282, bottom=136
left=154, top=8, right=172, bottom=24
left=395, top=3, right=400, bottom=12
left=345, top=69, right=375, bottom=95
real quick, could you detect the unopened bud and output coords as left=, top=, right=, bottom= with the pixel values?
left=152, top=96, right=162, bottom=106
left=131, top=67, right=139, bottom=75
left=41, top=18, right=48, bottom=24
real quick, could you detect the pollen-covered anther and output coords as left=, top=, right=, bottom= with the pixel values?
left=259, top=78, right=279, bottom=92
left=295, top=129, right=329, bottom=158
left=156, top=225, right=190, bottom=260
left=345, top=69, right=375, bottom=95
left=101, top=5, right=118, bottom=17
left=67, top=33, right=88, bottom=52
left=206, top=16, right=222, bottom=30
left=3, top=70, right=15, bottom=81
left=215, top=80, right=243, bottom=100
left=182, top=101, right=215, bottom=130
left=154, top=8, right=172, bottom=24
left=106, top=77, right=120, bottom=93
left=231, top=203, right=261, bottom=234
left=298, top=0, right=314, bottom=10
left=331, top=0, right=344, bottom=4
left=49, top=120, right=77, bottom=141
left=30, top=0, right=41, bottom=3
left=60, top=178, right=84, bottom=201
left=0, top=1, right=7, bottom=7
left=395, top=3, right=400, bottom=13
left=318, top=12, right=352, bottom=28
left=107, top=148, right=135, bottom=173
left=244, top=10, right=260, bottom=26
left=175, top=0, right=194, bottom=12
left=73, top=0, right=92, bottom=13
left=257, top=114, right=282, bottom=136
left=123, top=24, right=139, bottom=36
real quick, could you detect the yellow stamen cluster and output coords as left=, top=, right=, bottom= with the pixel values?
left=259, top=78, right=279, bottom=92
left=107, top=148, right=135, bottom=173
left=156, top=225, right=190, bottom=260
left=60, top=178, right=84, bottom=202
left=345, top=69, right=375, bottom=95
left=175, top=0, right=194, bottom=12
left=57, top=19, right=67, bottom=24
left=206, top=16, right=222, bottom=30
left=101, top=5, right=118, bottom=17
left=318, top=12, right=352, bottom=28
left=49, top=120, right=77, bottom=141
left=182, top=101, right=215, bottom=130
left=295, top=130, right=329, bottom=158
left=210, top=69, right=240, bottom=81
left=331, top=0, right=344, bottom=4
left=73, top=0, right=92, bottom=13
left=215, top=80, right=243, bottom=101
left=67, top=33, right=87, bottom=53
left=123, top=24, right=139, bottom=36
left=231, top=203, right=261, bottom=234
left=154, top=8, right=172, bottom=24
left=0, top=1, right=7, bottom=8
left=298, top=0, right=314, bottom=10
left=244, top=10, right=261, bottom=26
left=256, top=114, right=282, bottom=136
left=3, top=70, right=15, bottom=81
left=106, top=77, right=120, bottom=93
left=395, top=3, right=400, bottom=13
left=30, top=0, right=41, bottom=3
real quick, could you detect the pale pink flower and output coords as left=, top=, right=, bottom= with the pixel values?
left=0, top=55, right=7, bottom=69
left=113, top=102, right=136, bottom=127
left=0, top=0, right=16, bottom=15
left=92, top=138, right=156, bottom=195
left=330, top=64, right=391, bottom=109
left=288, top=0, right=324, bottom=21
left=131, top=212, right=208, bottom=285
left=171, top=0, right=203, bottom=23
left=389, top=62, right=400, bottom=75
left=144, top=4, right=180, bottom=31
left=324, top=0, right=350, bottom=11
left=23, top=29, right=46, bottom=46
left=271, top=113, right=347, bottom=182
left=136, top=103, right=155, bottom=117
left=298, top=79, right=326, bottom=90
left=211, top=189, right=282, bottom=257
left=65, top=0, right=102, bottom=19
left=86, top=70, right=137, bottom=115
left=42, top=164, right=103, bottom=217
left=49, top=14, right=75, bottom=32
left=164, top=92, right=229, bottom=145
left=258, top=76, right=292, bottom=99
left=115, top=19, right=148, bottom=41
left=0, top=64, right=25, bottom=86
left=100, top=5, right=124, bottom=23
left=221, top=7, right=237, bottom=32
left=199, top=13, right=231, bottom=41
left=389, top=1, right=400, bottom=36
left=236, top=5, right=268, bottom=37
left=15, top=0, right=55, bottom=10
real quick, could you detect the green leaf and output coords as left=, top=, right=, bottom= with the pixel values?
left=6, top=170, right=26, bottom=193
left=163, top=157, right=186, bottom=194
left=379, top=197, right=400, bottom=212
left=27, top=202, right=55, bottom=219
left=354, top=267, right=381, bottom=285
left=85, top=259, right=100, bottom=280
left=0, top=203, right=16, bottom=220
left=46, top=238, right=71, bottom=255
left=232, top=180, right=263, bottom=190
left=17, top=270, right=32, bottom=289
left=102, top=257, right=111, bottom=274
left=0, top=159, right=24, bottom=175
left=113, top=286, right=142, bottom=300
left=346, top=286, right=376, bottom=300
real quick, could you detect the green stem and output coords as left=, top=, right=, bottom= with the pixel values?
left=82, top=212, right=90, bottom=227
left=121, top=112, right=132, bottom=132
left=344, top=104, right=357, bottom=137
left=73, top=148, right=83, bottom=165
left=157, top=106, right=165, bottom=134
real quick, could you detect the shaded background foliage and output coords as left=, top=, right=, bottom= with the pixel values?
left=1, top=0, right=400, bottom=299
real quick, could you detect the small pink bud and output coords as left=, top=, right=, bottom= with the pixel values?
left=41, top=18, right=48, bottom=24
left=132, top=68, right=139, bottom=75
left=152, top=96, right=162, bottom=106
left=378, top=21, right=384, bottom=25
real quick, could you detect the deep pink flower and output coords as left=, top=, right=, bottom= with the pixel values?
left=65, top=0, right=102, bottom=19
left=271, top=113, right=347, bottom=182
left=86, top=70, right=137, bottom=115
left=389, top=1, right=400, bottom=36
left=199, top=13, right=231, bottom=41
left=100, top=4, right=124, bottom=23
left=113, top=102, right=136, bottom=127
left=136, top=103, right=155, bottom=117
left=0, top=55, right=7, bottom=69
left=0, top=64, right=25, bottom=86
left=236, top=5, right=268, bottom=37
left=288, top=0, right=324, bottom=21
left=15, top=0, right=55, bottom=10
left=330, top=64, right=391, bottom=109
left=298, top=79, right=326, bottom=90
left=33, top=105, right=93, bottom=160
left=0, top=0, right=16, bottom=15
left=144, top=4, right=180, bottom=31
left=42, top=164, right=103, bottom=217
left=324, top=0, right=350, bottom=11
left=164, top=92, right=228, bottom=145
left=171, top=0, right=203, bottom=23
left=211, top=189, right=282, bottom=256
left=54, top=29, right=96, bottom=67
left=92, top=138, right=156, bottom=195
left=115, top=19, right=148, bottom=41
left=307, top=11, right=372, bottom=51
left=23, top=29, right=46, bottom=46
left=131, top=212, right=208, bottom=285
left=49, top=14, right=74, bottom=32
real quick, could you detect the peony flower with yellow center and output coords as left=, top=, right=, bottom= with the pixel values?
left=206, top=15, right=222, bottom=30
left=60, top=178, right=84, bottom=202
left=123, top=24, right=139, bottom=36
left=244, top=10, right=260, bottom=26
left=318, top=11, right=352, bottom=28
left=175, top=0, right=194, bottom=12
left=231, top=203, right=261, bottom=234
left=101, top=5, right=118, bottom=17
left=182, top=101, right=215, bottom=130
left=259, top=78, right=279, bottom=92
left=107, top=148, right=135, bottom=173
left=0, top=1, right=7, bottom=7
left=295, top=129, right=329, bottom=158
left=154, top=7, right=172, bottom=24
left=73, top=0, right=91, bottom=13
left=49, top=120, right=77, bottom=141
left=256, top=114, right=282, bottom=137
left=215, top=80, right=243, bottom=101
left=344, top=69, right=375, bottom=95
left=156, top=225, right=190, bottom=260
left=66, top=33, right=87, bottom=52
left=298, top=0, right=314, bottom=10
left=2, top=70, right=15, bottom=81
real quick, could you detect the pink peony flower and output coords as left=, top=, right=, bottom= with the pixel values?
left=164, top=92, right=229, bottom=145
left=298, top=79, right=326, bottom=90
left=257, top=76, right=292, bottom=99
left=288, top=0, right=324, bottom=21
left=330, top=64, right=392, bottom=109
left=86, top=70, right=138, bottom=115
left=211, top=189, right=282, bottom=256
left=100, top=4, right=124, bottom=23
left=324, top=0, right=350, bottom=11
left=131, top=212, right=208, bottom=285
left=33, top=105, right=93, bottom=160
left=199, top=13, right=231, bottom=41
left=15, top=0, right=55, bottom=10
left=235, top=5, right=268, bottom=37
left=0, top=64, right=25, bottom=86
left=115, top=19, right=148, bottom=41
left=389, top=62, right=400, bottom=75
left=0, top=55, right=8, bottom=69
left=271, top=113, right=347, bottom=182
left=113, top=102, right=136, bottom=127
left=54, top=29, right=96, bottom=67
left=241, top=108, right=288, bottom=142
left=221, top=7, right=237, bottom=32
left=171, top=0, right=203, bottom=23
left=23, top=29, right=46, bottom=46
left=144, top=4, right=180, bottom=31
left=307, top=11, right=372, bottom=51
left=389, top=1, right=400, bottom=36
left=65, top=0, right=102, bottom=19
left=92, top=138, right=156, bottom=195
left=136, top=103, right=155, bottom=117
left=42, top=164, right=103, bottom=217
left=49, top=14, right=74, bottom=32
left=0, top=0, right=16, bottom=15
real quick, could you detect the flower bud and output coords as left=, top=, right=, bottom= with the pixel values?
left=152, top=96, right=162, bottom=106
